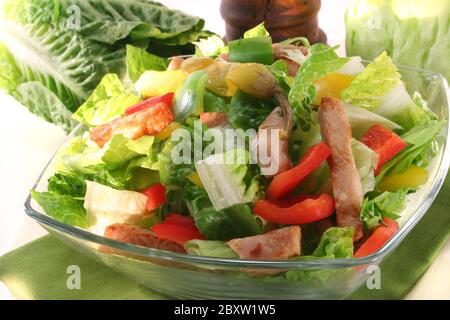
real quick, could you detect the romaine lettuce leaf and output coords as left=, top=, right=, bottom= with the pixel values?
left=190, top=194, right=262, bottom=241
left=0, top=0, right=207, bottom=129
left=227, top=91, right=275, bottom=131
left=157, top=139, right=196, bottom=186
left=47, top=173, right=87, bottom=198
left=31, top=191, right=87, bottom=228
left=288, top=44, right=350, bottom=131
left=268, top=59, right=293, bottom=92
left=341, top=52, right=430, bottom=129
left=412, top=92, right=438, bottom=123
left=360, top=189, right=409, bottom=230
left=352, top=139, right=378, bottom=194
left=195, top=148, right=260, bottom=211
left=203, top=91, right=229, bottom=112
left=126, top=45, right=168, bottom=83
left=311, top=227, right=355, bottom=259
left=0, top=42, right=22, bottom=92
left=285, top=227, right=354, bottom=282
left=14, top=81, right=78, bottom=132
left=72, top=74, right=141, bottom=126
left=345, top=103, right=402, bottom=138
left=0, top=20, right=124, bottom=129
left=53, top=135, right=103, bottom=175
left=53, top=133, right=160, bottom=191
left=101, top=134, right=159, bottom=169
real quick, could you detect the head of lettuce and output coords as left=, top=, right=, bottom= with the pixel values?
left=345, top=0, right=450, bottom=81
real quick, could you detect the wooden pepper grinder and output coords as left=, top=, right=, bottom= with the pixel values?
left=220, top=0, right=327, bottom=44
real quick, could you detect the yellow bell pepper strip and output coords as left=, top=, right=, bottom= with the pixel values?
left=312, top=73, right=354, bottom=105
left=228, top=36, right=274, bottom=65
left=187, top=172, right=204, bottom=188
left=135, top=70, right=186, bottom=98
left=173, top=70, right=208, bottom=121
left=156, top=122, right=182, bottom=140
left=379, top=165, right=428, bottom=192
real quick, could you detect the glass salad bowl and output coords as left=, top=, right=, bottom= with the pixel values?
left=24, top=65, right=450, bottom=300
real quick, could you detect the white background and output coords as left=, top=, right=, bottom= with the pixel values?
left=0, top=0, right=449, bottom=299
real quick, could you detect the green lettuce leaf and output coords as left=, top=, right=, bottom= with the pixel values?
left=157, top=139, right=196, bottom=187
left=126, top=45, right=168, bottom=82
left=0, top=0, right=207, bottom=129
left=31, top=191, right=87, bottom=228
left=0, top=42, right=22, bottom=92
left=47, top=173, right=87, bottom=198
left=101, top=134, right=159, bottom=169
left=360, top=189, right=409, bottom=230
left=191, top=195, right=262, bottom=241
left=311, top=227, right=355, bottom=259
left=227, top=91, right=275, bottom=131
left=285, top=227, right=354, bottom=282
left=14, top=81, right=78, bottom=132
left=203, top=91, right=229, bottom=112
left=288, top=44, right=350, bottom=131
left=73, top=74, right=141, bottom=126
left=53, top=135, right=103, bottom=175
left=184, top=240, right=238, bottom=258
left=341, top=52, right=431, bottom=129
left=4, top=0, right=205, bottom=45
left=268, top=59, right=293, bottom=92
left=0, top=18, right=124, bottom=126
left=53, top=133, right=160, bottom=191
left=411, top=92, right=439, bottom=123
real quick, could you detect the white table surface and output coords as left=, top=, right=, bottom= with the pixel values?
left=0, top=0, right=449, bottom=300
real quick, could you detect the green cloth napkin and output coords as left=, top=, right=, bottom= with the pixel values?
left=2, top=175, right=450, bottom=300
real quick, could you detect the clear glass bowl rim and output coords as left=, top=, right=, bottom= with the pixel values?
left=24, top=64, right=450, bottom=270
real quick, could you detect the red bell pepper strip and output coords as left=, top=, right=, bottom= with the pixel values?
left=272, top=194, right=317, bottom=208
left=151, top=223, right=205, bottom=246
left=354, top=218, right=399, bottom=258
left=360, top=125, right=407, bottom=175
left=124, top=92, right=174, bottom=115
left=253, top=194, right=335, bottom=225
left=141, top=183, right=166, bottom=212
left=267, top=142, right=331, bottom=200
left=164, top=213, right=197, bottom=229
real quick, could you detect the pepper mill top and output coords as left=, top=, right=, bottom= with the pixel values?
left=220, top=0, right=327, bottom=44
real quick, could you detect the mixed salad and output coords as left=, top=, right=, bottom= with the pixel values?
left=32, top=23, right=445, bottom=265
